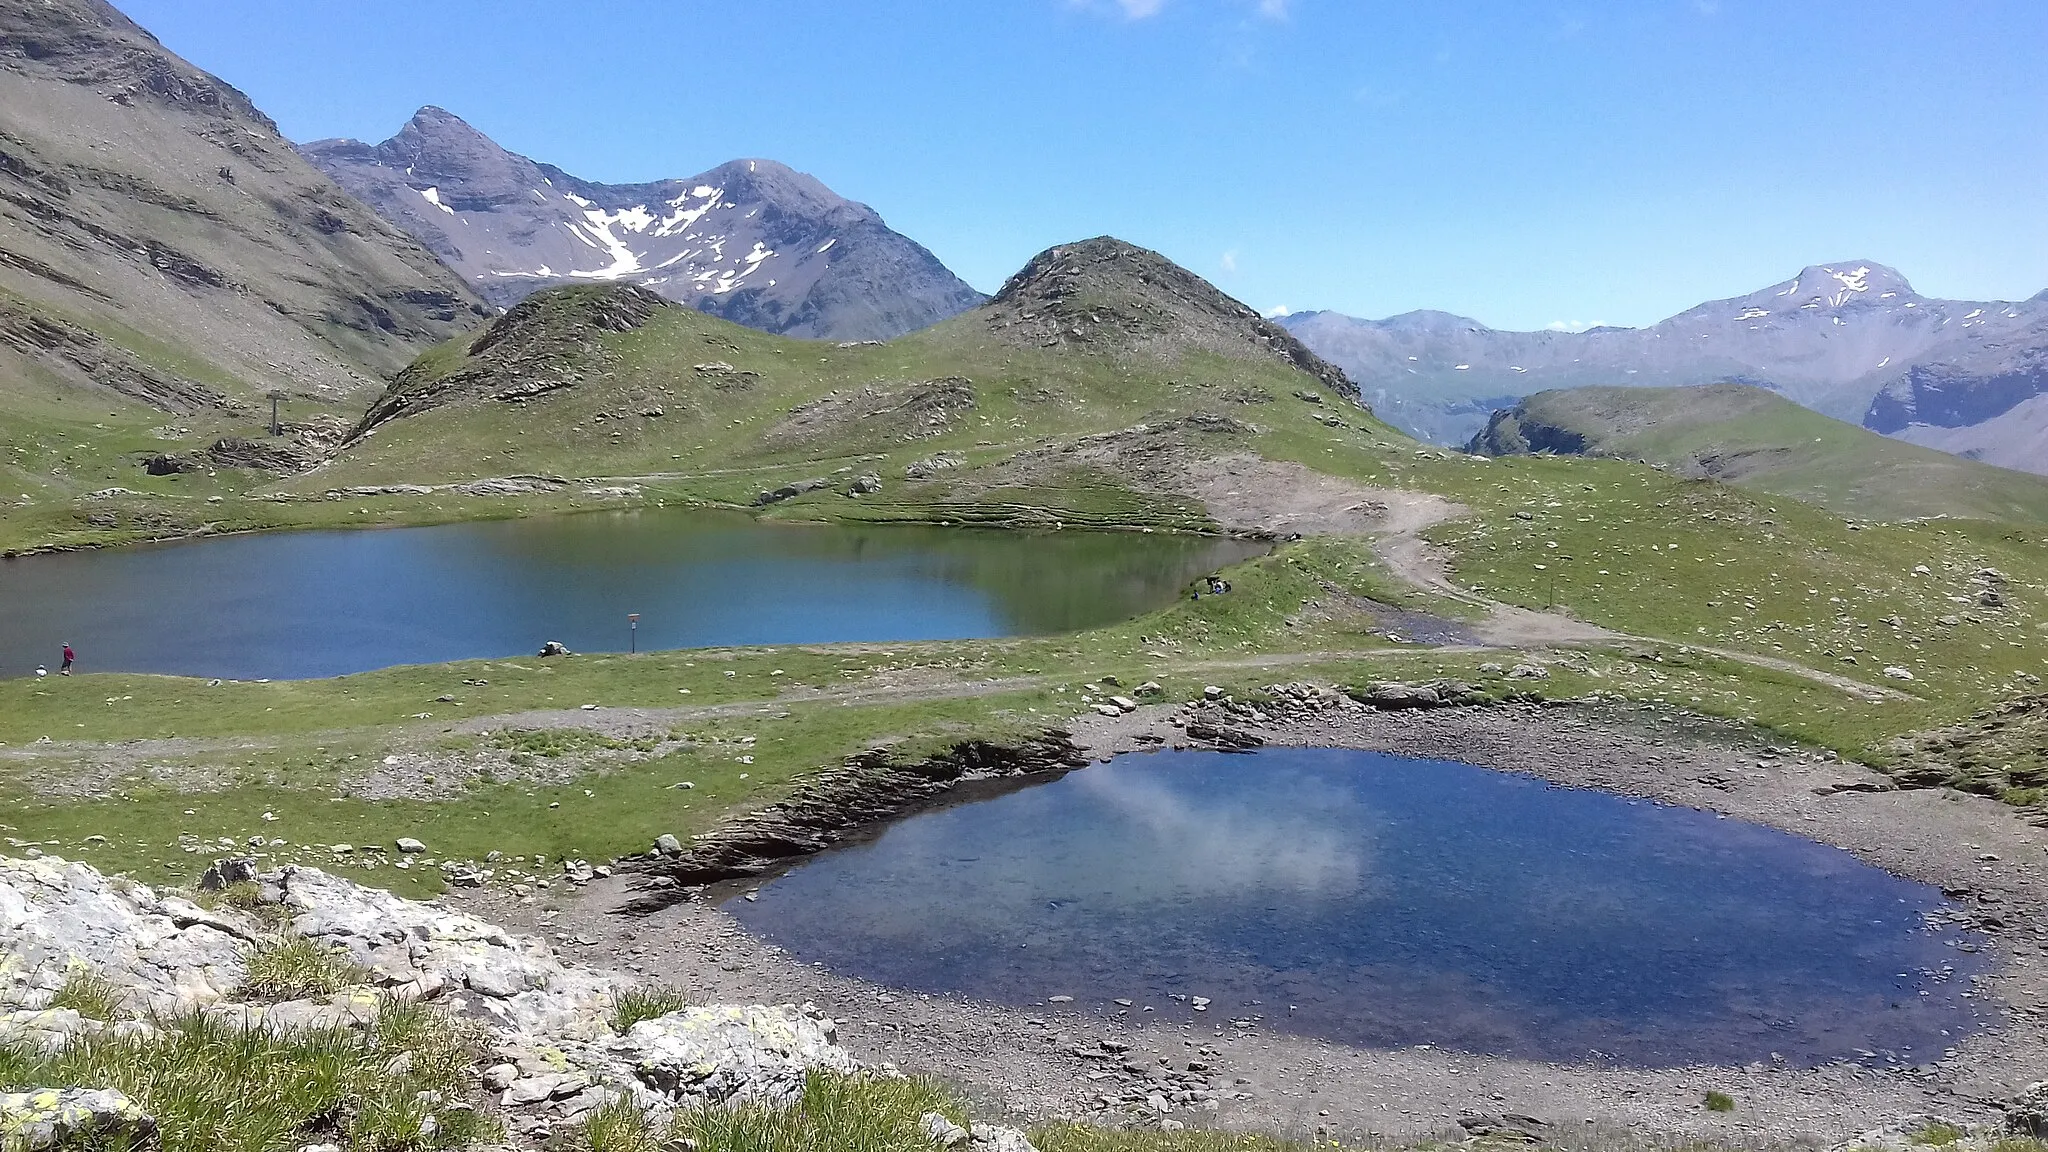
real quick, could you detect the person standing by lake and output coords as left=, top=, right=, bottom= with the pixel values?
left=59, top=643, right=74, bottom=675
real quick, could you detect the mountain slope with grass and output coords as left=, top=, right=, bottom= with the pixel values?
left=0, top=0, right=490, bottom=549
left=301, top=106, right=985, bottom=340
left=1465, top=384, right=2048, bottom=523
left=316, top=236, right=1383, bottom=534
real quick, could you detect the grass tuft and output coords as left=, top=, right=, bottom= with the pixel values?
left=238, top=936, right=369, bottom=1002
left=610, top=985, right=694, bottom=1033
left=46, top=966, right=124, bottom=1022
left=1701, top=1091, right=1735, bottom=1113
left=0, top=1000, right=497, bottom=1152
left=562, top=1100, right=689, bottom=1152
left=1910, top=1122, right=1966, bottom=1146
left=669, top=1070, right=958, bottom=1152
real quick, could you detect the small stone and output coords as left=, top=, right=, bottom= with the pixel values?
left=395, top=838, right=427, bottom=854
left=922, top=1112, right=970, bottom=1148
left=654, top=833, right=683, bottom=856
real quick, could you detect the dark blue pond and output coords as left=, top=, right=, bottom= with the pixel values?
left=728, top=747, right=1989, bottom=1068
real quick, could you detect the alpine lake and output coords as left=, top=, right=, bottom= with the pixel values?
left=729, top=747, right=1989, bottom=1069
left=0, top=507, right=1263, bottom=680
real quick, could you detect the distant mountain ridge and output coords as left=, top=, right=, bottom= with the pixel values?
left=1284, top=264, right=2048, bottom=474
left=300, top=108, right=985, bottom=342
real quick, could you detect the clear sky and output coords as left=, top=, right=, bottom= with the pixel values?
left=115, top=0, right=2047, bottom=331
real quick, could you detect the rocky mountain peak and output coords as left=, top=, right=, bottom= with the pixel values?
left=1375, top=309, right=1492, bottom=334
left=987, top=237, right=1358, bottom=398
left=384, top=106, right=514, bottom=168
left=1772, top=261, right=1917, bottom=305
left=300, top=112, right=983, bottom=340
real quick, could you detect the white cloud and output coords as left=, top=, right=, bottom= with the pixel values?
left=1544, top=319, right=1603, bottom=333
left=1220, top=249, right=1239, bottom=274
left=1067, top=0, right=1286, bottom=21
left=1264, top=305, right=1292, bottom=318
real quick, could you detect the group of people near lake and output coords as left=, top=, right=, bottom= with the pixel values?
left=29, top=643, right=74, bottom=678
left=1192, top=575, right=1233, bottom=600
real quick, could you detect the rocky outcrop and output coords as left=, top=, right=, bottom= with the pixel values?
left=1882, top=691, right=2048, bottom=819
left=0, top=1088, right=156, bottom=1151
left=633, top=732, right=1090, bottom=908
left=1465, top=401, right=1593, bottom=457
left=350, top=284, right=672, bottom=436
left=984, top=238, right=1362, bottom=403
left=0, top=854, right=253, bottom=1016
left=0, top=853, right=1039, bottom=1149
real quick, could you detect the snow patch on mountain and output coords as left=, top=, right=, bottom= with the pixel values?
left=299, top=107, right=984, bottom=340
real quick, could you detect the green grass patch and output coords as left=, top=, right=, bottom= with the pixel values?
left=1909, top=1122, right=1966, bottom=1146
left=237, top=937, right=368, bottom=1002
left=558, top=1070, right=962, bottom=1152
left=1701, top=1091, right=1735, bottom=1113
left=610, top=986, right=693, bottom=1033
left=496, top=727, right=661, bottom=761
left=45, top=966, right=124, bottom=1022
left=0, top=999, right=496, bottom=1152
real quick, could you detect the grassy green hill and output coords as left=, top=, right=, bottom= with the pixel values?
left=1467, top=383, right=2048, bottom=523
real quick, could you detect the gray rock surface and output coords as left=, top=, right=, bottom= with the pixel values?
left=0, top=855, right=252, bottom=1014
left=0, top=1087, right=156, bottom=1151
left=300, top=107, right=983, bottom=341
left=0, top=853, right=882, bottom=1142
left=607, top=1005, right=858, bottom=1106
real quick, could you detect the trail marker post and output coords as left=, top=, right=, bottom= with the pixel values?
left=628, top=613, right=640, bottom=653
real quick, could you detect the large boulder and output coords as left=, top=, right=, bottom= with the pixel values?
left=0, top=856, right=254, bottom=1014
left=606, top=1005, right=859, bottom=1107
left=271, top=866, right=615, bottom=1038
left=2009, top=1081, right=2048, bottom=1139
left=0, top=1088, right=156, bottom=1151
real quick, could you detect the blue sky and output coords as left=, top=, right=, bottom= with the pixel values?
left=117, top=0, right=2047, bottom=330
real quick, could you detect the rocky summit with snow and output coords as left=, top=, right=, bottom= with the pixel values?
left=1283, top=263, right=2048, bottom=474
left=300, top=107, right=985, bottom=342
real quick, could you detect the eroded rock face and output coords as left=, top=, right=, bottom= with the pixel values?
left=0, top=855, right=253, bottom=1014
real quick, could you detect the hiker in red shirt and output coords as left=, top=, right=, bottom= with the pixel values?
left=60, top=644, right=74, bottom=675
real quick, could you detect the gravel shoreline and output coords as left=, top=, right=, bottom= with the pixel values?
left=456, top=698, right=2048, bottom=1144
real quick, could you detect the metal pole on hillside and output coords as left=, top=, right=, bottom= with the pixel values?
left=628, top=613, right=640, bottom=654
left=267, top=390, right=286, bottom=437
